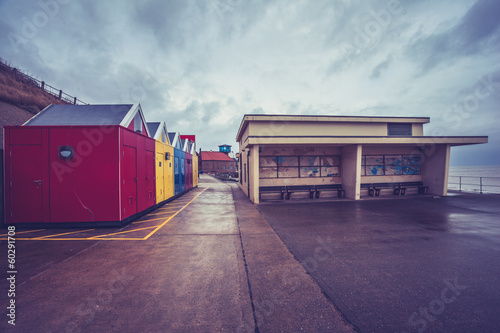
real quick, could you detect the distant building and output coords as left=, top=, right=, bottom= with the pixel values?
left=236, top=114, right=488, bottom=203
left=218, top=144, right=232, bottom=155
left=200, top=148, right=237, bottom=173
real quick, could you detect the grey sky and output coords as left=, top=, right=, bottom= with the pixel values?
left=1, top=0, right=499, bottom=165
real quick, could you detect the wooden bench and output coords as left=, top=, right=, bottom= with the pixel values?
left=361, top=183, right=376, bottom=197
left=259, top=186, right=287, bottom=200
left=286, top=185, right=316, bottom=200
left=314, top=184, right=345, bottom=198
left=398, top=181, right=428, bottom=195
left=361, top=183, right=401, bottom=196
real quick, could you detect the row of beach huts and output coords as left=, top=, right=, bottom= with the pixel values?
left=3, top=103, right=198, bottom=226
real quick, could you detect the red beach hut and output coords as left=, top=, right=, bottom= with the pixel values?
left=3, top=103, right=156, bottom=226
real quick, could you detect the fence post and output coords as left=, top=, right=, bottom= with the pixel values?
left=74, top=97, right=77, bottom=104
left=41, top=81, right=45, bottom=90
left=58, top=89, right=62, bottom=99
left=459, top=176, right=462, bottom=192
left=480, top=177, right=483, bottom=194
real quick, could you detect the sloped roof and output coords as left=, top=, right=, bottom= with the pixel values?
left=168, top=132, right=182, bottom=149
left=168, top=132, right=176, bottom=144
left=201, top=151, right=235, bottom=161
left=182, top=138, right=189, bottom=152
left=25, top=104, right=133, bottom=126
left=23, top=103, right=151, bottom=136
left=147, top=122, right=160, bottom=137
left=147, top=121, right=169, bottom=143
left=180, top=134, right=196, bottom=142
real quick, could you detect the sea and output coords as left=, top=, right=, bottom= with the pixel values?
left=448, top=165, right=500, bottom=194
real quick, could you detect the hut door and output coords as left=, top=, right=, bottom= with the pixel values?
left=9, top=145, right=43, bottom=223
left=122, top=146, right=138, bottom=218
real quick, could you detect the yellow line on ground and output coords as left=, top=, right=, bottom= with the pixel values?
left=132, top=217, right=172, bottom=224
left=33, top=229, right=94, bottom=239
left=0, top=187, right=209, bottom=242
left=2, top=237, right=102, bottom=241
left=86, top=225, right=156, bottom=239
left=0, top=229, right=45, bottom=236
left=143, top=187, right=208, bottom=240
left=85, top=237, right=144, bottom=241
left=146, top=212, right=177, bottom=216
left=155, top=210, right=178, bottom=214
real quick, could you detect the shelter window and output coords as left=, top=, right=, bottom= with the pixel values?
left=388, top=123, right=412, bottom=136
left=299, top=156, right=320, bottom=177
left=259, top=155, right=341, bottom=179
left=362, top=155, right=420, bottom=176
left=320, top=155, right=341, bottom=177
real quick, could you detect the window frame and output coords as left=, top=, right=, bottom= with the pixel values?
left=362, top=154, right=421, bottom=176
left=387, top=123, right=412, bottom=136
left=259, top=155, right=341, bottom=179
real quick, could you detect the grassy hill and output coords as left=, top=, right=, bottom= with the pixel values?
left=0, top=58, right=69, bottom=114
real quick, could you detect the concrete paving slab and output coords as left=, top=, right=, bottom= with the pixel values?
left=231, top=183, right=355, bottom=333
left=0, top=175, right=353, bottom=332
left=0, top=179, right=252, bottom=332
left=258, top=193, right=500, bottom=332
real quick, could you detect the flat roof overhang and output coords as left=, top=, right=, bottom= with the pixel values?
left=240, top=136, right=488, bottom=149
left=235, top=115, right=431, bottom=141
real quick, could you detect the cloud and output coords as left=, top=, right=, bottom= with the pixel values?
left=370, top=55, right=393, bottom=79
left=0, top=0, right=498, bottom=164
left=406, top=0, right=500, bottom=74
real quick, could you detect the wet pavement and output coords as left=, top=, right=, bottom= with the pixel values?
left=0, top=175, right=352, bottom=332
left=258, top=193, right=500, bottom=332
left=2, top=175, right=498, bottom=332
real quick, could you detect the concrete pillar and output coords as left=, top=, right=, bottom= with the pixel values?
left=249, top=145, right=260, bottom=203
left=421, top=144, right=450, bottom=196
left=341, top=145, right=362, bottom=200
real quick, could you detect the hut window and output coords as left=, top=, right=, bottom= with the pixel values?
left=58, top=146, right=74, bottom=159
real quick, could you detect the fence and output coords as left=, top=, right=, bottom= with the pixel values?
left=448, top=176, right=500, bottom=194
left=0, top=60, right=87, bottom=105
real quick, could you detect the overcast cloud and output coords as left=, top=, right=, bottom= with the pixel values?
left=0, top=0, right=499, bottom=165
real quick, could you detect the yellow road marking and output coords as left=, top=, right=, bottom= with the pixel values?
left=33, top=229, right=94, bottom=239
left=3, top=237, right=103, bottom=241
left=146, top=211, right=178, bottom=216
left=84, top=237, right=144, bottom=241
left=0, top=187, right=208, bottom=241
left=0, top=229, right=45, bottom=236
left=161, top=204, right=188, bottom=208
left=132, top=217, right=172, bottom=224
left=87, top=225, right=156, bottom=239
left=143, top=187, right=208, bottom=240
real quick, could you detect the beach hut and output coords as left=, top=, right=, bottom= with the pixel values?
left=147, top=121, right=174, bottom=203
left=169, top=132, right=185, bottom=195
left=4, top=103, right=156, bottom=225
left=183, top=138, right=193, bottom=190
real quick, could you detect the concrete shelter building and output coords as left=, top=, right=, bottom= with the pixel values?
left=236, top=115, right=488, bottom=203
